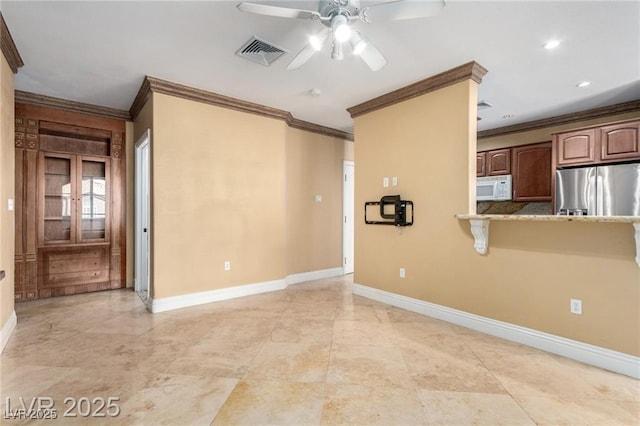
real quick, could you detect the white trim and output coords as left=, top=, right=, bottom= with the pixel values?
left=147, top=268, right=345, bottom=313
left=353, top=283, right=640, bottom=379
left=135, top=130, right=151, bottom=299
left=286, top=267, right=344, bottom=286
left=343, top=161, right=355, bottom=274
left=149, top=279, right=287, bottom=313
left=1, top=311, right=17, bottom=353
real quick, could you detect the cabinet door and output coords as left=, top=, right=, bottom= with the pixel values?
left=556, top=129, right=597, bottom=166
left=39, top=152, right=76, bottom=245
left=600, top=121, right=640, bottom=161
left=476, top=152, right=486, bottom=177
left=512, top=142, right=552, bottom=201
left=487, top=149, right=511, bottom=175
left=78, top=157, right=110, bottom=243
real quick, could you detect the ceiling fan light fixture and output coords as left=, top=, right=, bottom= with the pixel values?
left=309, top=34, right=324, bottom=51
left=332, top=15, right=352, bottom=42
left=350, top=32, right=366, bottom=55
left=332, top=41, right=344, bottom=60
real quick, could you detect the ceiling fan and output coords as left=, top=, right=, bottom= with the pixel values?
left=237, top=0, right=445, bottom=71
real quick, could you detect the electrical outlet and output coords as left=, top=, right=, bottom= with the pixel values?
left=399, top=268, right=405, bottom=278
left=570, top=298, right=582, bottom=315
left=383, top=177, right=389, bottom=187
left=224, top=261, right=231, bottom=271
left=392, top=176, right=398, bottom=187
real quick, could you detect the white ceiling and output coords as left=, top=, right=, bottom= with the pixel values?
left=2, top=0, right=639, bottom=134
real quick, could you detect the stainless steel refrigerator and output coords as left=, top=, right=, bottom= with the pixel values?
left=555, top=163, right=640, bottom=216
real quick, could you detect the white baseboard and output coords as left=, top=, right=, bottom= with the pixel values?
left=149, top=279, right=287, bottom=313
left=353, top=283, right=640, bottom=379
left=1, top=311, right=17, bottom=353
left=286, top=267, right=344, bottom=286
left=148, top=267, right=345, bottom=313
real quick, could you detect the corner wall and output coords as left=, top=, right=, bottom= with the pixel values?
left=354, top=78, right=640, bottom=356
left=0, top=52, right=15, bottom=348
left=132, top=91, right=351, bottom=301
left=285, top=127, right=344, bottom=276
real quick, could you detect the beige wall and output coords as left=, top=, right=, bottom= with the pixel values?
left=344, top=140, right=354, bottom=162
left=285, top=127, right=344, bottom=275
left=0, top=54, right=15, bottom=332
left=151, top=93, right=287, bottom=298
left=478, top=111, right=640, bottom=151
left=353, top=79, right=640, bottom=356
left=132, top=93, right=350, bottom=298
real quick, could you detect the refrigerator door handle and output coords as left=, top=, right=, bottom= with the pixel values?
left=596, top=170, right=604, bottom=216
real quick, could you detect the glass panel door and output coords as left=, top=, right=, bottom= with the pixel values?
left=79, top=158, right=109, bottom=242
left=43, top=155, right=73, bottom=244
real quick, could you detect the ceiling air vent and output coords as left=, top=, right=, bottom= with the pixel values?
left=236, top=36, right=287, bottom=66
left=477, top=100, right=493, bottom=110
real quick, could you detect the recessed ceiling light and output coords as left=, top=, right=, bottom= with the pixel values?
left=309, top=88, right=322, bottom=97
left=576, top=81, right=591, bottom=88
left=502, top=114, right=514, bottom=119
left=544, top=40, right=560, bottom=49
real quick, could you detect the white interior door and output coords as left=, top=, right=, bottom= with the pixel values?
left=343, top=161, right=355, bottom=274
left=135, top=130, right=151, bottom=300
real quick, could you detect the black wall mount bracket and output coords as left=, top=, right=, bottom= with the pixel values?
left=364, top=195, right=413, bottom=227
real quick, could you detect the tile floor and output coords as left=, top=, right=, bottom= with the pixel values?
left=1, top=275, right=638, bottom=425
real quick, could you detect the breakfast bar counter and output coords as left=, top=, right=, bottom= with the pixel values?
left=455, top=214, right=640, bottom=266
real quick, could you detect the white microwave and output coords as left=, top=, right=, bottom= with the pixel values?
left=477, top=175, right=512, bottom=201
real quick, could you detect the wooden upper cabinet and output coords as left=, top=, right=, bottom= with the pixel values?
left=555, top=129, right=597, bottom=166
left=600, top=121, right=640, bottom=161
left=477, top=148, right=511, bottom=176
left=486, top=148, right=511, bottom=175
left=476, top=152, right=486, bottom=177
left=512, top=142, right=552, bottom=202
left=553, top=119, right=640, bottom=167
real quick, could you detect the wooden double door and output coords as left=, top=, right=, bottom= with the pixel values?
left=14, top=104, right=126, bottom=300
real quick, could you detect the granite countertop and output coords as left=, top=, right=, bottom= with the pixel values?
left=455, top=214, right=640, bottom=223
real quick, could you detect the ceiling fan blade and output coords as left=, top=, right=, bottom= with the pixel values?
left=237, top=2, right=321, bottom=20
left=360, top=0, right=445, bottom=22
left=354, top=33, right=387, bottom=71
left=287, top=28, right=329, bottom=70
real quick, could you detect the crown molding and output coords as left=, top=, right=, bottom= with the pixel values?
left=347, top=61, right=488, bottom=119
left=130, top=76, right=353, bottom=141
left=128, top=76, right=152, bottom=122
left=478, top=100, right=640, bottom=139
left=1, top=12, right=24, bottom=74
left=287, top=115, right=354, bottom=141
left=15, top=91, right=131, bottom=121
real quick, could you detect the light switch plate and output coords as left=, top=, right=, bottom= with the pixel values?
left=315, top=195, right=322, bottom=203
left=383, top=177, right=389, bottom=187
left=392, top=177, right=398, bottom=187
left=7, top=199, right=14, bottom=211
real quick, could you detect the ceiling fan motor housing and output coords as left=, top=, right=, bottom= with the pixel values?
left=319, top=0, right=361, bottom=27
